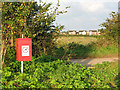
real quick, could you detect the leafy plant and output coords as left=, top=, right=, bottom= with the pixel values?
left=2, top=56, right=119, bottom=88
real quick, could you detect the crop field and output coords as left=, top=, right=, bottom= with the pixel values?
left=56, top=36, right=97, bottom=47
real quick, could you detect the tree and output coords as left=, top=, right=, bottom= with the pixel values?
left=30, top=1, right=69, bottom=57
left=1, top=1, right=69, bottom=68
left=2, top=1, right=38, bottom=68
left=99, top=12, right=118, bottom=46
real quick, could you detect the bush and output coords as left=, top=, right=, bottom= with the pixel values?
left=99, top=12, right=118, bottom=47
left=2, top=56, right=119, bottom=88
left=4, top=46, right=16, bottom=67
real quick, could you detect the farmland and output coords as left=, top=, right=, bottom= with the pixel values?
left=56, top=35, right=97, bottom=47
left=53, top=35, right=118, bottom=59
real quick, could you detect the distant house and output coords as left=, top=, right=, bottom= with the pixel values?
left=59, top=32, right=66, bottom=35
left=60, top=29, right=100, bottom=36
left=78, top=31, right=82, bottom=35
left=79, top=30, right=87, bottom=35
left=89, top=30, right=97, bottom=35
left=97, top=30, right=101, bottom=35
left=82, top=30, right=87, bottom=35
left=76, top=32, right=79, bottom=35
left=69, top=30, right=76, bottom=35
left=86, top=31, right=90, bottom=35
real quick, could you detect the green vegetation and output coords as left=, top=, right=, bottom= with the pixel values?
left=1, top=55, right=119, bottom=88
left=53, top=12, right=118, bottom=60
left=53, top=36, right=118, bottom=59
left=99, top=12, right=118, bottom=44
left=56, top=36, right=97, bottom=46
left=1, top=1, right=69, bottom=68
left=1, top=0, right=119, bottom=89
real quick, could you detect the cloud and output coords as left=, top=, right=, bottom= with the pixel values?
left=35, top=0, right=118, bottom=31
left=90, top=17, right=98, bottom=21
left=80, top=2, right=104, bottom=13
left=55, top=2, right=118, bottom=31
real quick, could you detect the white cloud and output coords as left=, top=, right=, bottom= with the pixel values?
left=35, top=0, right=118, bottom=31
left=80, top=2, right=104, bottom=12
left=90, top=17, right=98, bottom=21
left=104, top=8, right=112, bottom=13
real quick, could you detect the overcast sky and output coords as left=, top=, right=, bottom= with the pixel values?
left=36, top=0, right=119, bottom=31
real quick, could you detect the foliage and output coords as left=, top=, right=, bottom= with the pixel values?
left=2, top=1, right=69, bottom=67
left=3, top=46, right=16, bottom=67
left=2, top=55, right=119, bottom=88
left=52, top=40, right=118, bottom=59
left=2, top=2, right=38, bottom=45
left=1, top=1, right=39, bottom=68
left=93, top=61, right=119, bottom=88
left=99, top=12, right=118, bottom=46
left=30, top=0, right=69, bottom=57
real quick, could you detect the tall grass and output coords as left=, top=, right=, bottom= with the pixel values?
left=53, top=36, right=118, bottom=59
left=88, top=44, right=118, bottom=58
left=56, top=36, right=97, bottom=47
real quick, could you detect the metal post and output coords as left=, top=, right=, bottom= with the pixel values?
left=21, top=34, right=23, bottom=74
left=21, top=61, right=23, bottom=74
left=22, top=34, right=23, bottom=38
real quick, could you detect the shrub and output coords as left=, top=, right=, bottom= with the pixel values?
left=2, top=57, right=119, bottom=88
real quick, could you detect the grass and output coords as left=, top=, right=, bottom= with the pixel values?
left=56, top=36, right=97, bottom=47
left=54, top=35, right=118, bottom=59
left=88, top=45, right=118, bottom=58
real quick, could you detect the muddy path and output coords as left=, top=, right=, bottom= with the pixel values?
left=70, top=57, right=119, bottom=67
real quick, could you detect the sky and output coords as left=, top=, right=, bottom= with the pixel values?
left=35, top=0, right=119, bottom=31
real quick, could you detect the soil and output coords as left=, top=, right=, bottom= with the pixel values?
left=70, top=57, right=119, bottom=67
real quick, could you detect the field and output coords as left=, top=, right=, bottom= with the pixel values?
left=56, top=36, right=97, bottom=47
left=54, top=35, right=118, bottom=59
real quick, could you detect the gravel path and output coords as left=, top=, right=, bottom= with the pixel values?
left=70, top=57, right=118, bottom=67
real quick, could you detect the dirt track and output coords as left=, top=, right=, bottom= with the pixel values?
left=70, top=57, right=119, bottom=67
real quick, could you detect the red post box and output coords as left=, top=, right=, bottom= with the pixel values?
left=16, top=38, right=32, bottom=61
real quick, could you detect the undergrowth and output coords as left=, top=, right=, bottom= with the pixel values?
left=1, top=55, right=119, bottom=88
